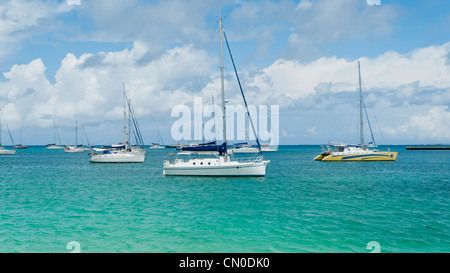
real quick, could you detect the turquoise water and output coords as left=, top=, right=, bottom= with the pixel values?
left=0, top=146, right=448, bottom=253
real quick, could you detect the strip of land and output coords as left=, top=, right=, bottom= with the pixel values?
left=406, top=146, right=450, bottom=150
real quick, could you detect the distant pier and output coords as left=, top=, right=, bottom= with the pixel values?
left=406, top=146, right=450, bottom=150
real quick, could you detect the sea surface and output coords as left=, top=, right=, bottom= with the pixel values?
left=0, top=145, right=448, bottom=253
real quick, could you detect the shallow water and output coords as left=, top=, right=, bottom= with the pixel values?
left=0, top=145, right=448, bottom=252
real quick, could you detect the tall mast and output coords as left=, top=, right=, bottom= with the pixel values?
left=219, top=18, right=227, bottom=155
left=219, top=18, right=228, bottom=160
left=75, top=120, right=78, bottom=146
left=358, top=61, right=364, bottom=146
left=128, top=98, right=131, bottom=147
left=212, top=95, right=217, bottom=144
left=123, top=83, right=128, bottom=148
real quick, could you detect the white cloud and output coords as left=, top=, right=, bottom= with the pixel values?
left=0, top=0, right=71, bottom=58
left=1, top=8, right=450, bottom=145
left=395, top=106, right=450, bottom=143
left=245, top=42, right=450, bottom=107
left=0, top=41, right=213, bottom=133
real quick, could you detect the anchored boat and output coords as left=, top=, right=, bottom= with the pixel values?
left=163, top=18, right=270, bottom=176
left=89, top=84, right=146, bottom=163
left=314, top=61, right=397, bottom=161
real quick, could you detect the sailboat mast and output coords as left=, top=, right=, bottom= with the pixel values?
left=75, top=120, right=78, bottom=146
left=54, top=122, right=56, bottom=144
left=358, top=61, right=364, bottom=146
left=219, top=18, right=227, bottom=157
left=212, top=95, right=218, bottom=144
left=123, top=83, right=128, bottom=148
left=128, top=98, right=131, bottom=147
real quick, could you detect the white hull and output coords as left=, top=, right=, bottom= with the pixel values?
left=45, top=144, right=64, bottom=150
left=64, top=146, right=85, bottom=153
left=163, top=157, right=269, bottom=176
left=230, top=147, right=260, bottom=154
left=0, top=148, right=15, bottom=155
left=261, top=147, right=278, bottom=152
left=90, top=150, right=146, bottom=163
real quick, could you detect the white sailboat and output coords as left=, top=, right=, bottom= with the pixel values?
left=149, top=127, right=166, bottom=149
left=230, top=143, right=260, bottom=154
left=163, top=18, right=270, bottom=176
left=64, top=120, right=85, bottom=153
left=45, top=122, right=64, bottom=149
left=261, top=144, right=278, bottom=152
left=13, top=128, right=28, bottom=149
left=149, top=143, right=165, bottom=149
left=314, top=61, right=397, bottom=161
left=0, top=106, right=16, bottom=155
left=230, top=117, right=261, bottom=154
left=89, top=84, right=146, bottom=163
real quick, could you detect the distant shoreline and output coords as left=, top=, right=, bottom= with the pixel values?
left=406, top=145, right=450, bottom=150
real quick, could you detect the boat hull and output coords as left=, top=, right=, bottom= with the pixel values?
left=89, top=152, right=146, bottom=163
left=0, top=149, right=16, bottom=155
left=64, top=147, right=85, bottom=153
left=45, top=145, right=64, bottom=150
left=322, top=152, right=397, bottom=161
left=314, top=152, right=331, bottom=161
left=230, top=148, right=260, bottom=154
left=163, top=160, right=269, bottom=176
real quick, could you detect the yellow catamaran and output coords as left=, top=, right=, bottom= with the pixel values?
left=314, top=61, right=397, bottom=161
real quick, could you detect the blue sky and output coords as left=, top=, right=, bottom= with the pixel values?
left=0, top=0, right=450, bottom=145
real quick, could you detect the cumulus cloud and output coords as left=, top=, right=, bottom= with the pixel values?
left=3, top=40, right=450, bottom=144
left=0, top=41, right=213, bottom=132
left=245, top=42, right=450, bottom=107
left=394, top=106, right=450, bottom=143
left=234, top=42, right=450, bottom=144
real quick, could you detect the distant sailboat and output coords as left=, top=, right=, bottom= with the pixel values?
left=314, top=61, right=397, bottom=161
left=0, top=106, right=15, bottom=155
left=46, top=122, right=64, bottom=149
left=89, top=84, right=146, bottom=163
left=230, top=142, right=260, bottom=154
left=64, top=120, right=85, bottom=153
left=13, top=128, right=28, bottom=149
left=149, top=127, right=166, bottom=149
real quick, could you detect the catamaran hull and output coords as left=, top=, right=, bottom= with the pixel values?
left=163, top=162, right=269, bottom=176
left=314, top=152, right=330, bottom=161
left=321, top=152, right=398, bottom=161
